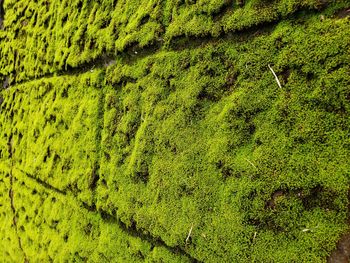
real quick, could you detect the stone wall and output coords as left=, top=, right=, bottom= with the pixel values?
left=0, top=1, right=350, bottom=262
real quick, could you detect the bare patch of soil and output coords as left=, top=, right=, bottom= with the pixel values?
left=328, top=234, right=350, bottom=263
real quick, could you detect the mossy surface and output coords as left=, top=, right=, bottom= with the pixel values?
left=0, top=0, right=349, bottom=83
left=0, top=164, right=25, bottom=262
left=9, top=168, right=189, bottom=262
left=0, top=0, right=350, bottom=262
left=2, top=73, right=103, bottom=204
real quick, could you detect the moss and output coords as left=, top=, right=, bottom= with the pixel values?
left=0, top=164, right=25, bottom=262
left=1, top=73, right=105, bottom=205
left=0, top=1, right=350, bottom=262
left=7, top=168, right=190, bottom=262
left=0, top=0, right=349, bottom=83
left=99, top=12, right=349, bottom=261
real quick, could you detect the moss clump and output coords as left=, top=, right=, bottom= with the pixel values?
left=0, top=72, right=105, bottom=205
left=0, top=164, right=25, bottom=262
left=97, top=13, right=350, bottom=261
left=0, top=0, right=348, bottom=83
left=7, top=168, right=190, bottom=262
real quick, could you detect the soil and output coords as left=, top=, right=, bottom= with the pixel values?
left=328, top=234, right=350, bottom=263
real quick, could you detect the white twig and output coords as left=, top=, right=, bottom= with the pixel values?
left=185, top=224, right=193, bottom=244
left=253, top=231, right=257, bottom=242
left=302, top=225, right=319, bottom=233
left=268, top=64, right=282, bottom=89
left=245, top=158, right=257, bottom=170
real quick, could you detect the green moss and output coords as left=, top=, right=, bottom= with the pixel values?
left=1, top=0, right=349, bottom=83
left=0, top=1, right=350, bottom=262
left=8, top=169, right=189, bottom=262
left=0, top=164, right=25, bottom=262
left=99, top=13, right=349, bottom=261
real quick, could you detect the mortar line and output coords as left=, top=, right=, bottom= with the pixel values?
left=88, top=85, right=105, bottom=193
left=16, top=167, right=201, bottom=262
left=0, top=6, right=333, bottom=90
left=15, top=168, right=67, bottom=195
left=7, top=135, right=28, bottom=262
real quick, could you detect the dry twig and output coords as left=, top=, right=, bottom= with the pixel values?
left=268, top=64, right=282, bottom=89
left=245, top=158, right=257, bottom=170
left=185, top=224, right=194, bottom=245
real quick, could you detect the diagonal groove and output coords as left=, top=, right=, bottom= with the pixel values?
left=81, top=202, right=201, bottom=263
left=88, top=86, right=105, bottom=192
left=17, top=168, right=66, bottom=196
left=15, top=168, right=200, bottom=262
left=7, top=134, right=28, bottom=263
left=0, top=0, right=4, bottom=29
left=1, top=5, right=341, bottom=89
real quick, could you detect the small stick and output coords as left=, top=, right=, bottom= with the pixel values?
left=185, top=224, right=193, bottom=245
left=253, top=232, right=257, bottom=242
left=268, top=64, right=282, bottom=89
left=245, top=158, right=257, bottom=170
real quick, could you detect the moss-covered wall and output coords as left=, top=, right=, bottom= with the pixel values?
left=0, top=0, right=350, bottom=262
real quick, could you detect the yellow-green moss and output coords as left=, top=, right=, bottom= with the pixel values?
left=0, top=1, right=350, bottom=262
left=0, top=164, right=25, bottom=262
left=8, top=168, right=190, bottom=262
left=0, top=0, right=349, bottom=83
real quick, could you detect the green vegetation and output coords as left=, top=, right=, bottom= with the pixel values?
left=0, top=0, right=350, bottom=262
left=0, top=0, right=349, bottom=84
left=0, top=164, right=25, bottom=262
left=8, top=168, right=190, bottom=262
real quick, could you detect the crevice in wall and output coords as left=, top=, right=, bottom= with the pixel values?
left=2, top=4, right=345, bottom=88
left=0, top=0, right=4, bottom=29
left=89, top=88, right=105, bottom=193
left=18, top=168, right=200, bottom=263
left=82, top=202, right=201, bottom=263
left=8, top=134, right=28, bottom=263
left=17, top=168, right=67, bottom=196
